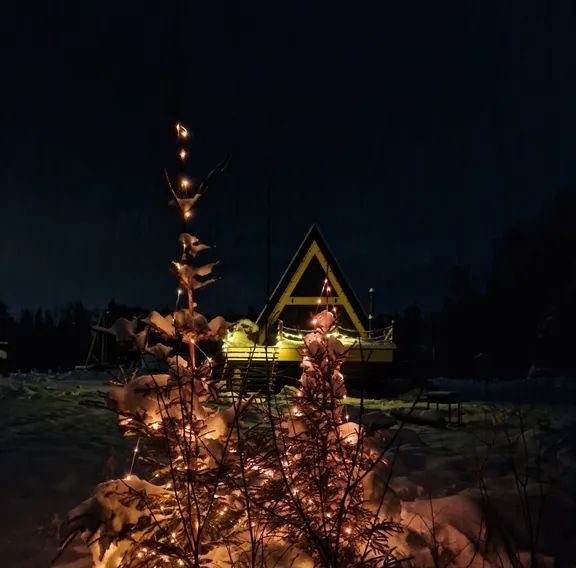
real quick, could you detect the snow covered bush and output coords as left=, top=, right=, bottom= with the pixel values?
left=57, top=125, right=255, bottom=566
left=247, top=309, right=402, bottom=567
left=57, top=124, right=402, bottom=567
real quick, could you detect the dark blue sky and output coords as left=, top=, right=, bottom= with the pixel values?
left=2, top=2, right=576, bottom=316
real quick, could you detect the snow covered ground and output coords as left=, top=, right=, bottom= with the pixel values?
left=0, top=372, right=128, bottom=568
left=0, top=373, right=575, bottom=567
left=345, top=378, right=576, bottom=566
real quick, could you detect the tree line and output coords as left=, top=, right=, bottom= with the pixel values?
left=2, top=187, right=575, bottom=377
left=388, top=186, right=576, bottom=378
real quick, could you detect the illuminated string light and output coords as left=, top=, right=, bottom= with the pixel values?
left=180, top=177, right=190, bottom=189
left=127, top=437, right=140, bottom=479
left=179, top=149, right=187, bottom=160
left=175, top=123, right=188, bottom=138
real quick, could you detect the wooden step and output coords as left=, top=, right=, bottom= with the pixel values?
left=222, top=346, right=279, bottom=393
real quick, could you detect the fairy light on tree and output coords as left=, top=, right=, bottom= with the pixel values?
left=56, top=126, right=402, bottom=568
left=249, top=272, right=401, bottom=566
left=56, top=125, right=252, bottom=568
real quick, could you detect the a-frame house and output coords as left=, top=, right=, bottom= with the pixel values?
left=221, top=225, right=395, bottom=391
left=231, top=225, right=394, bottom=361
left=257, top=224, right=368, bottom=343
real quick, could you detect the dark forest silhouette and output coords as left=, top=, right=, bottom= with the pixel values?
left=388, top=186, right=576, bottom=378
left=2, top=187, right=576, bottom=378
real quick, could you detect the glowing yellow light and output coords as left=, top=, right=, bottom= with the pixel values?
left=344, top=526, right=352, bottom=535
left=316, top=298, right=321, bottom=304
left=125, top=475, right=132, bottom=481
left=324, top=278, right=328, bottom=284
left=312, top=319, right=317, bottom=326
left=176, top=123, right=188, bottom=138
left=152, top=422, right=160, bottom=431
left=184, top=211, right=191, bottom=219
left=180, top=177, right=190, bottom=189
left=177, top=288, right=182, bottom=296
left=179, top=149, right=187, bottom=160
left=326, top=286, right=331, bottom=293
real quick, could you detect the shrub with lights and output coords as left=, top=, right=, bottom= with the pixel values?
left=57, top=124, right=401, bottom=568
left=57, top=124, right=251, bottom=567
left=247, top=309, right=402, bottom=567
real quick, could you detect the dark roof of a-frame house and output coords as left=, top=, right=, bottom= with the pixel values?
left=256, top=224, right=368, bottom=342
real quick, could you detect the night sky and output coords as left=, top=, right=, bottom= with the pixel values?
left=2, top=2, right=576, bottom=317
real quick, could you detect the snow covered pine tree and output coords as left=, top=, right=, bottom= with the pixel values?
left=56, top=125, right=256, bottom=567
left=250, top=308, right=402, bottom=567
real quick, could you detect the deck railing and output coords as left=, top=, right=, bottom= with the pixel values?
left=277, top=320, right=394, bottom=344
